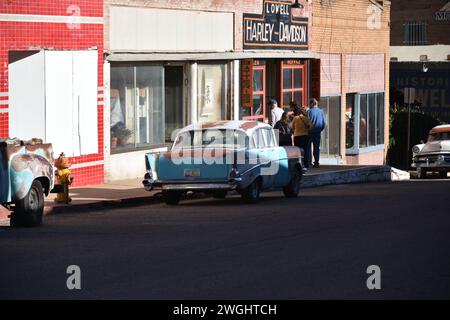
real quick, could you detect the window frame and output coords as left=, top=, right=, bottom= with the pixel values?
left=280, top=60, right=307, bottom=108
left=110, top=63, right=167, bottom=154
left=403, top=21, right=427, bottom=46
left=242, top=63, right=266, bottom=122
left=346, top=92, right=385, bottom=155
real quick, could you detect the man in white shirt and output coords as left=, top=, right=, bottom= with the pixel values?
left=269, top=98, right=283, bottom=127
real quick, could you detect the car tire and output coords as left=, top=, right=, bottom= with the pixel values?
left=241, top=179, right=260, bottom=204
left=12, top=180, right=44, bottom=227
left=212, top=190, right=227, bottom=199
left=163, top=191, right=182, bottom=205
left=417, top=167, right=427, bottom=179
left=283, top=169, right=302, bottom=198
left=439, top=171, right=448, bottom=179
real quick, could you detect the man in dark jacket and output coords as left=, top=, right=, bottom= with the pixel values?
left=307, top=98, right=326, bottom=168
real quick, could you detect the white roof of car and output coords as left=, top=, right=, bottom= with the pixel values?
left=178, top=120, right=271, bottom=135
left=431, top=124, right=450, bottom=133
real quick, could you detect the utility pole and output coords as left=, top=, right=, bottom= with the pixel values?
left=406, top=102, right=411, bottom=171
left=404, top=88, right=415, bottom=171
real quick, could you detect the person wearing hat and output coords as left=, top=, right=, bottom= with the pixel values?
left=292, top=106, right=313, bottom=169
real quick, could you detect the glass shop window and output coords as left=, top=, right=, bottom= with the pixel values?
left=197, top=64, right=227, bottom=122
left=281, top=61, right=305, bottom=109
left=110, top=64, right=164, bottom=152
left=346, top=92, right=385, bottom=153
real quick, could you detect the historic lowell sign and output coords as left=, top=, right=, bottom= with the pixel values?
left=243, top=0, right=308, bottom=50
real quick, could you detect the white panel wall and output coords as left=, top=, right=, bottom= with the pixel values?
left=8, top=50, right=98, bottom=157
left=73, top=51, right=99, bottom=155
left=9, top=51, right=46, bottom=140
left=110, top=6, right=234, bottom=52
left=44, top=51, right=75, bottom=156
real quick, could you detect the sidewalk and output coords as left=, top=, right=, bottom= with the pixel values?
left=0, top=165, right=391, bottom=221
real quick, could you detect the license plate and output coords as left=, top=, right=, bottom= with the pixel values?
left=184, top=168, right=200, bottom=177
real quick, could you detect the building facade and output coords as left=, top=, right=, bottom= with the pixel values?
left=104, top=0, right=391, bottom=182
left=0, top=0, right=391, bottom=186
left=390, top=0, right=450, bottom=122
left=311, top=0, right=391, bottom=165
left=0, top=0, right=105, bottom=186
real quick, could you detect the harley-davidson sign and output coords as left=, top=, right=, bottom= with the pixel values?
left=243, top=0, right=308, bottom=50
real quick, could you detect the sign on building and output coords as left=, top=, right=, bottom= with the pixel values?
left=243, top=0, right=308, bottom=50
left=434, top=2, right=450, bottom=21
left=241, top=59, right=254, bottom=109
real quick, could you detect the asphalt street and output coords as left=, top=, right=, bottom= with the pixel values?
left=1, top=180, right=450, bottom=299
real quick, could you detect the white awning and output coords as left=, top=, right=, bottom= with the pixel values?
left=106, top=50, right=320, bottom=62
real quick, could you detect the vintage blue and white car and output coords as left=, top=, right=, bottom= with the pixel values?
left=142, top=121, right=304, bottom=205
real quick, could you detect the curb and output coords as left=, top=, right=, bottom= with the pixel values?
left=301, top=165, right=391, bottom=188
left=1, top=166, right=392, bottom=219
left=44, top=195, right=163, bottom=215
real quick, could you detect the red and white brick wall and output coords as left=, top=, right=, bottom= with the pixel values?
left=320, top=53, right=341, bottom=96
left=0, top=0, right=104, bottom=186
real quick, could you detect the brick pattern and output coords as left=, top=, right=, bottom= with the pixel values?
left=390, top=0, right=450, bottom=46
left=0, top=1, right=104, bottom=186
left=0, top=113, right=8, bottom=137
left=0, top=0, right=103, bottom=17
left=311, top=0, right=390, bottom=54
left=346, top=149, right=386, bottom=165
left=320, top=53, right=341, bottom=96
left=346, top=54, right=385, bottom=93
left=70, top=164, right=105, bottom=187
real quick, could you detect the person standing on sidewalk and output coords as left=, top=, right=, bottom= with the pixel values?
left=307, top=98, right=326, bottom=168
left=274, top=111, right=293, bottom=146
left=269, top=98, right=284, bottom=127
left=292, top=106, right=312, bottom=169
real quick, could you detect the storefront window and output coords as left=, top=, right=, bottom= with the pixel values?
left=198, top=64, right=227, bottom=122
left=110, top=64, right=164, bottom=152
left=359, top=94, right=368, bottom=148
left=347, top=92, right=385, bottom=153
left=368, top=94, right=376, bottom=146
left=280, top=61, right=305, bottom=108
left=319, top=96, right=341, bottom=156
left=136, top=66, right=164, bottom=146
left=346, top=93, right=356, bottom=149
left=376, top=92, right=385, bottom=145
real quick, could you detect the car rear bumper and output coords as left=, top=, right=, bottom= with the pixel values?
left=142, top=178, right=242, bottom=192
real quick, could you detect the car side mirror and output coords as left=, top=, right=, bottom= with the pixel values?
left=420, top=139, right=425, bottom=144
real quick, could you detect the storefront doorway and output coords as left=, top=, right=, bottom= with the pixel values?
left=164, top=66, right=184, bottom=142
left=240, top=59, right=308, bottom=122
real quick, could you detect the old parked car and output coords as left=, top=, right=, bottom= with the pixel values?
left=142, top=121, right=304, bottom=205
left=0, top=138, right=55, bottom=226
left=411, top=124, right=450, bottom=179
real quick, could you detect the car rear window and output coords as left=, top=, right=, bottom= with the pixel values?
left=172, top=129, right=249, bottom=150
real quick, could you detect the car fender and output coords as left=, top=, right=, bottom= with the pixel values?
left=10, top=153, right=53, bottom=201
